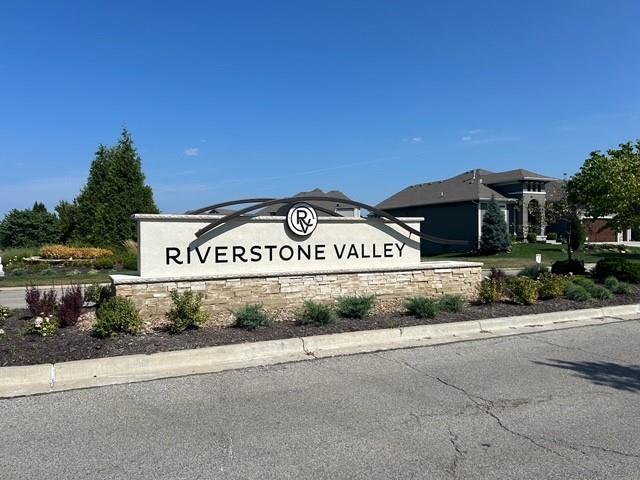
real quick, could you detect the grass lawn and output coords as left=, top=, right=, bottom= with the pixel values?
left=424, top=243, right=640, bottom=269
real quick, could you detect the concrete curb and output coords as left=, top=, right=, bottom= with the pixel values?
left=2, top=303, right=639, bottom=398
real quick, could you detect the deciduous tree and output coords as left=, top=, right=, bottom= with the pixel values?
left=568, top=141, right=640, bottom=232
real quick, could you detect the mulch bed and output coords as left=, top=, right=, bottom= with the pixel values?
left=1, top=288, right=639, bottom=367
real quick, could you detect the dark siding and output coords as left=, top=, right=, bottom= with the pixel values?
left=385, top=202, right=479, bottom=255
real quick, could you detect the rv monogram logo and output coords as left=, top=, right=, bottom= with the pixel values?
left=286, top=203, right=318, bottom=237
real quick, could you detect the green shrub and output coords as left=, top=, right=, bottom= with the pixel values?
left=538, top=273, right=568, bottom=300
left=84, top=284, right=111, bottom=306
left=94, top=297, right=142, bottom=337
left=526, top=233, right=537, bottom=243
left=93, top=256, right=115, bottom=270
left=477, top=278, right=504, bottom=304
left=508, top=277, right=539, bottom=305
left=565, top=284, right=592, bottom=302
left=0, top=304, right=11, bottom=327
left=480, top=199, right=511, bottom=253
left=166, top=289, right=209, bottom=333
left=614, top=282, right=631, bottom=294
left=118, top=252, right=138, bottom=271
left=589, top=284, right=613, bottom=300
left=519, top=264, right=545, bottom=279
left=604, top=276, right=620, bottom=291
left=335, top=295, right=376, bottom=319
left=593, top=258, right=640, bottom=283
left=405, top=296, right=439, bottom=318
left=297, top=300, right=336, bottom=326
left=546, top=232, right=557, bottom=241
left=551, top=259, right=586, bottom=275
left=438, top=294, right=465, bottom=313
left=23, top=315, right=59, bottom=337
left=233, top=304, right=270, bottom=330
left=572, top=276, right=596, bottom=290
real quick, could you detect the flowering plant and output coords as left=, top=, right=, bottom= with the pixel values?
left=0, top=305, right=10, bottom=334
left=24, top=314, right=59, bottom=337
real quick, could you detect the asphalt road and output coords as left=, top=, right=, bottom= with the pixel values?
left=0, top=284, right=99, bottom=309
left=2, top=320, right=640, bottom=479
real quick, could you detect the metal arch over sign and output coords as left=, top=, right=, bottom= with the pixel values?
left=286, top=203, right=318, bottom=237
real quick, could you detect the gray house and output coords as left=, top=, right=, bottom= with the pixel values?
left=377, top=169, right=556, bottom=255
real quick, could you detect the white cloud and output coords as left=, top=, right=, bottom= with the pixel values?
left=184, top=147, right=200, bottom=156
left=468, top=129, right=483, bottom=135
left=411, top=137, right=423, bottom=143
left=463, top=136, right=519, bottom=145
left=461, top=136, right=472, bottom=142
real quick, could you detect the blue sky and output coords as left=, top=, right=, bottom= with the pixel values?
left=1, top=1, right=639, bottom=216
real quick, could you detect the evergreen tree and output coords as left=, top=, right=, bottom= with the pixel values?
left=55, top=200, right=79, bottom=244
left=0, top=202, right=61, bottom=248
left=567, top=216, right=586, bottom=261
left=480, top=199, right=511, bottom=254
left=73, top=129, right=158, bottom=247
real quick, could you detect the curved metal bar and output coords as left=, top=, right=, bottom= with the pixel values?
left=186, top=197, right=341, bottom=217
left=193, top=196, right=468, bottom=246
left=185, top=198, right=276, bottom=215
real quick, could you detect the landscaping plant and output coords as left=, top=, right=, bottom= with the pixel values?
left=0, top=304, right=10, bottom=335
left=589, top=284, right=613, bottom=300
left=604, top=277, right=631, bottom=294
left=405, top=296, right=439, bottom=319
left=166, top=289, right=209, bottom=333
left=25, top=286, right=58, bottom=317
left=592, top=258, right=640, bottom=283
left=233, top=304, right=271, bottom=330
left=58, top=285, right=84, bottom=327
left=480, top=198, right=511, bottom=253
left=477, top=278, right=504, bottom=304
left=437, top=294, right=465, bottom=313
left=84, top=284, right=111, bottom=306
left=24, top=315, right=59, bottom=337
left=564, top=284, right=592, bottom=302
left=335, top=295, right=376, bottom=319
left=508, top=277, right=539, bottom=305
left=94, top=297, right=142, bottom=337
left=537, top=273, right=568, bottom=300
left=551, top=259, right=586, bottom=276
left=519, top=264, right=545, bottom=279
left=297, top=300, right=336, bottom=326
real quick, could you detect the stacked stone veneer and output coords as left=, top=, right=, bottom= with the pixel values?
left=113, top=262, right=482, bottom=326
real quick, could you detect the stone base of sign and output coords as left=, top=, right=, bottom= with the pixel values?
left=111, top=261, right=483, bottom=326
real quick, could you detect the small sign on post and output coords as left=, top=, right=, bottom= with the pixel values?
left=535, top=254, right=542, bottom=265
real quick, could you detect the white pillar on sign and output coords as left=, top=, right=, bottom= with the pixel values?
left=0, top=257, right=4, bottom=277
left=535, top=254, right=542, bottom=264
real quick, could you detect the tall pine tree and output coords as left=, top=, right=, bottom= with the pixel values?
left=73, top=129, right=158, bottom=247
left=480, top=198, right=511, bottom=253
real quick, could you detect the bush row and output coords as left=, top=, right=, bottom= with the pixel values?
left=478, top=268, right=632, bottom=306
left=39, top=245, right=114, bottom=260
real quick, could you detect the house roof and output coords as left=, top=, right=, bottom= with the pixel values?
left=377, top=168, right=556, bottom=210
left=255, top=188, right=355, bottom=216
left=377, top=170, right=512, bottom=210
left=480, top=169, right=556, bottom=184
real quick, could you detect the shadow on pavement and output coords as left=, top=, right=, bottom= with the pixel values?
left=535, top=359, right=640, bottom=392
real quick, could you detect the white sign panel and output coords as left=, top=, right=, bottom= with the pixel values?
left=135, top=212, right=423, bottom=278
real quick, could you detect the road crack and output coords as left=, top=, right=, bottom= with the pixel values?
left=372, top=353, right=598, bottom=475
